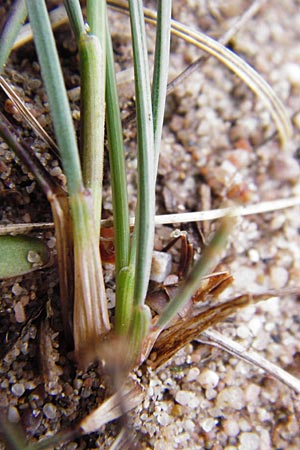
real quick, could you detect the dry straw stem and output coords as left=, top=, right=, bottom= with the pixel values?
left=198, top=329, right=300, bottom=394
left=2, top=195, right=300, bottom=235
left=149, top=289, right=300, bottom=369
left=0, top=75, right=59, bottom=156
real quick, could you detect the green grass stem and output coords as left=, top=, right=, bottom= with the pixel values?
left=151, top=0, right=172, bottom=171
left=26, top=0, right=110, bottom=355
left=79, top=34, right=105, bottom=237
left=0, top=0, right=27, bottom=72
left=63, top=0, right=85, bottom=41
left=26, top=0, right=83, bottom=195
left=156, top=218, right=233, bottom=331
left=105, top=8, right=133, bottom=333
left=126, top=0, right=156, bottom=356
left=128, top=0, right=155, bottom=308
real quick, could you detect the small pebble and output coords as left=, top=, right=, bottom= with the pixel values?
left=198, top=368, right=219, bottom=389
left=269, top=266, right=289, bottom=289
left=150, top=251, right=172, bottom=283
left=14, top=302, right=26, bottom=323
left=8, top=405, right=20, bottom=423
left=239, top=432, right=260, bottom=450
left=175, top=390, right=200, bottom=408
left=27, top=250, right=41, bottom=264
left=11, top=383, right=25, bottom=397
left=236, top=325, right=250, bottom=339
left=282, top=62, right=300, bottom=86
left=200, top=418, right=217, bottom=433
left=248, top=248, right=260, bottom=263
left=43, top=403, right=57, bottom=420
left=12, top=283, right=25, bottom=296
left=157, top=412, right=170, bottom=426
left=216, top=387, right=245, bottom=410
left=223, top=418, right=240, bottom=437
left=186, top=367, right=200, bottom=382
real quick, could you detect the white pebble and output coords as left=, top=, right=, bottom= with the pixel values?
left=216, top=387, right=245, bottom=410
left=150, top=251, right=172, bottom=283
left=248, top=316, right=263, bottom=335
left=205, top=388, right=217, bottom=400
left=198, top=368, right=219, bottom=389
left=269, top=266, right=289, bottom=289
left=43, top=403, right=57, bottom=420
left=12, top=283, right=25, bottom=296
left=248, top=248, right=260, bottom=263
left=11, top=383, right=25, bottom=397
left=245, top=384, right=261, bottom=404
left=14, top=302, right=26, bottom=323
left=186, top=367, right=200, bottom=382
left=175, top=390, right=200, bottom=408
left=223, top=418, right=240, bottom=437
left=239, top=432, right=260, bottom=450
left=8, top=406, right=20, bottom=423
left=200, top=418, right=217, bottom=432
left=184, top=419, right=195, bottom=432
left=282, top=63, right=300, bottom=86
left=157, top=412, right=170, bottom=426
left=236, top=325, right=250, bottom=339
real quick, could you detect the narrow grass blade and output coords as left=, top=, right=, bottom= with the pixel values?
left=0, top=0, right=27, bottom=71
left=79, top=34, right=105, bottom=237
left=105, top=8, right=132, bottom=333
left=151, top=0, right=172, bottom=170
left=128, top=0, right=155, bottom=308
left=0, top=417, right=34, bottom=450
left=25, top=0, right=82, bottom=195
left=126, top=0, right=155, bottom=356
left=155, top=218, right=233, bottom=331
left=87, top=0, right=106, bottom=40
left=63, top=0, right=85, bottom=40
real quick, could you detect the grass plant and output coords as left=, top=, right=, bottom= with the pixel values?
left=0, top=1, right=299, bottom=448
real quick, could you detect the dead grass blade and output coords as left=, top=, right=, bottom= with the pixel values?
left=197, top=329, right=300, bottom=394
left=0, top=75, right=60, bottom=157
left=79, top=378, right=144, bottom=435
left=149, top=289, right=300, bottom=369
left=2, top=194, right=300, bottom=235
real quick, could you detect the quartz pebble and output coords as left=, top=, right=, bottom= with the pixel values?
left=43, top=403, right=57, bottom=420
left=200, top=417, right=217, bottom=432
left=269, top=266, right=289, bottom=289
left=186, top=367, right=200, bottom=382
left=198, top=368, right=219, bottom=390
left=11, top=383, right=25, bottom=397
left=239, top=432, right=260, bottom=450
left=223, top=418, right=240, bottom=437
left=216, top=387, right=245, bottom=410
left=8, top=405, right=20, bottom=423
left=150, top=251, right=172, bottom=283
left=175, top=390, right=200, bottom=408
